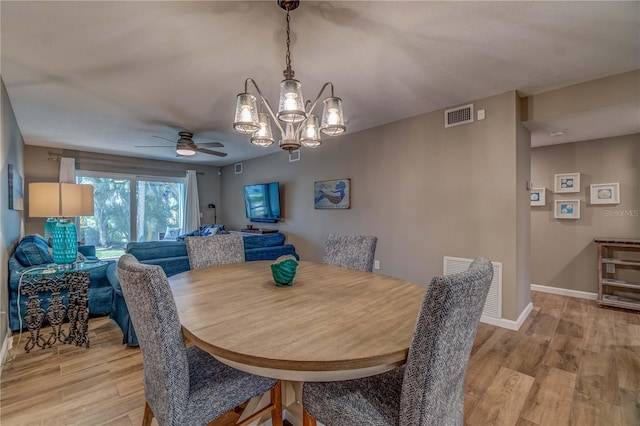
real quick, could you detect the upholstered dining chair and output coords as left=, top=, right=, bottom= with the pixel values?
left=302, top=257, right=493, bottom=426
left=322, top=234, right=378, bottom=272
left=117, top=254, right=282, bottom=426
left=185, top=233, right=245, bottom=270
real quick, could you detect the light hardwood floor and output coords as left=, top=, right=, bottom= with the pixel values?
left=1, top=291, right=638, bottom=425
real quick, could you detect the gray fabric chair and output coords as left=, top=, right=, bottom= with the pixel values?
left=185, top=234, right=245, bottom=270
left=302, top=257, right=493, bottom=426
left=116, top=254, right=282, bottom=426
left=322, top=234, right=378, bottom=272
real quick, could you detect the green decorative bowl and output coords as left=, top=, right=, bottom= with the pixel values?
left=271, top=255, right=299, bottom=287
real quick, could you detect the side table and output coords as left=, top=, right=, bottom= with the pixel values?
left=20, top=261, right=108, bottom=352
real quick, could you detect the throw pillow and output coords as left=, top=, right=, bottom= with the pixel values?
left=14, top=235, right=54, bottom=267
left=200, top=225, right=219, bottom=237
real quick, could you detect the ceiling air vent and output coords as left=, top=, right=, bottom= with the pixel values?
left=444, top=103, right=474, bottom=128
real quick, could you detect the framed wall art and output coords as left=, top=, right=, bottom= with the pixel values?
left=7, top=164, right=23, bottom=211
left=314, top=178, right=350, bottom=209
left=530, top=188, right=546, bottom=206
left=554, top=173, right=580, bottom=193
left=554, top=200, right=580, bottom=220
left=590, top=183, right=620, bottom=205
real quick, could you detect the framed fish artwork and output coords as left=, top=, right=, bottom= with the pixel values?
left=314, top=179, right=350, bottom=209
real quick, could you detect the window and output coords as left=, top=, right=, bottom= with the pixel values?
left=77, top=172, right=185, bottom=259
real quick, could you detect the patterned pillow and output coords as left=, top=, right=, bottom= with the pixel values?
left=176, top=224, right=227, bottom=240
left=200, top=225, right=219, bottom=237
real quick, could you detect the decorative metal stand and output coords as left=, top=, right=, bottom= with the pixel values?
left=20, top=270, right=90, bottom=352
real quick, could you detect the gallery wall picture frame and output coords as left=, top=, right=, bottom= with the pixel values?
left=314, top=178, right=350, bottom=209
left=234, top=162, right=243, bottom=174
left=590, top=183, right=620, bottom=205
left=530, top=188, right=546, bottom=206
left=554, top=173, right=580, bottom=193
left=554, top=200, right=580, bottom=219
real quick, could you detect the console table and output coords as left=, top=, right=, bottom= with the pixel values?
left=240, top=228, right=279, bottom=234
left=595, top=238, right=640, bottom=311
left=20, top=261, right=108, bottom=352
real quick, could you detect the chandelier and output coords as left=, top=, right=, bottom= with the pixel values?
left=233, top=0, right=346, bottom=153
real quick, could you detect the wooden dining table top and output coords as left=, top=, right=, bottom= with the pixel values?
left=170, top=260, right=426, bottom=380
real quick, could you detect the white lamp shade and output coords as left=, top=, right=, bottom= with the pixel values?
left=61, top=183, right=94, bottom=216
left=29, top=183, right=60, bottom=217
left=29, top=183, right=94, bottom=217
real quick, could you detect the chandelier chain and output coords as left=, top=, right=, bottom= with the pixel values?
left=285, top=10, right=292, bottom=72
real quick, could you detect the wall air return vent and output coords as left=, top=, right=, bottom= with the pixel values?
left=444, top=103, right=474, bottom=128
left=443, top=256, right=502, bottom=321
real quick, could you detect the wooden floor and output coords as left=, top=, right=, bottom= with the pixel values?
left=1, top=291, right=638, bottom=425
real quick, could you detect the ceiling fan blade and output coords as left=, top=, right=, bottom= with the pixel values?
left=152, top=135, right=176, bottom=143
left=196, top=142, right=224, bottom=148
left=196, top=147, right=228, bottom=157
left=135, top=145, right=175, bottom=148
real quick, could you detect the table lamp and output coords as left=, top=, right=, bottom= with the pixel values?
left=29, top=183, right=94, bottom=264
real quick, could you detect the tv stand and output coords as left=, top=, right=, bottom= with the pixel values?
left=241, top=228, right=279, bottom=234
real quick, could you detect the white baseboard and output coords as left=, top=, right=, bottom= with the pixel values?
left=480, top=302, right=533, bottom=331
left=531, top=283, right=597, bottom=300
left=0, top=332, right=11, bottom=376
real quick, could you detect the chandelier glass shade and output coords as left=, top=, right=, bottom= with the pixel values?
left=233, top=0, right=346, bottom=153
left=251, top=112, right=275, bottom=147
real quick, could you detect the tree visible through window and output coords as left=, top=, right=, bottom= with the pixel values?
left=77, top=173, right=185, bottom=259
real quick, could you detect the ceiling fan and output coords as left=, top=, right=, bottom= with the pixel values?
left=135, top=131, right=228, bottom=157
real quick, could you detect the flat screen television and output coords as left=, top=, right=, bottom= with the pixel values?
left=244, top=182, right=281, bottom=223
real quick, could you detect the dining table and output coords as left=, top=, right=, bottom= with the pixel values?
left=169, top=260, right=426, bottom=425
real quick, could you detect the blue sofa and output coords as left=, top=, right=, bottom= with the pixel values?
left=107, top=232, right=299, bottom=346
left=7, top=234, right=114, bottom=332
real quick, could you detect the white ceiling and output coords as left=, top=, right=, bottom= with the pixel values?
left=2, top=1, right=639, bottom=166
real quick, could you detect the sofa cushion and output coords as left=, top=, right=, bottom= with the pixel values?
left=245, top=244, right=299, bottom=262
left=126, top=240, right=188, bottom=261
left=244, top=233, right=286, bottom=250
left=14, top=234, right=53, bottom=266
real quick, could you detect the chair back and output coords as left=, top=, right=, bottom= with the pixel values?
left=186, top=234, right=245, bottom=270
left=400, top=257, right=493, bottom=425
left=117, top=254, right=189, bottom=425
left=322, top=234, right=377, bottom=272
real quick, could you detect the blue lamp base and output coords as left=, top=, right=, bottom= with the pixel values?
left=44, top=218, right=58, bottom=244
left=52, top=220, right=78, bottom=264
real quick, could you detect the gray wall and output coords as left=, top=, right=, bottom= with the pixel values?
left=24, top=145, right=222, bottom=236
left=531, top=134, right=640, bottom=293
left=1, top=79, right=25, bottom=355
left=221, top=91, right=531, bottom=321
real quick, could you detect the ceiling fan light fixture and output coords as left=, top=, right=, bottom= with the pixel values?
left=176, top=145, right=196, bottom=156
